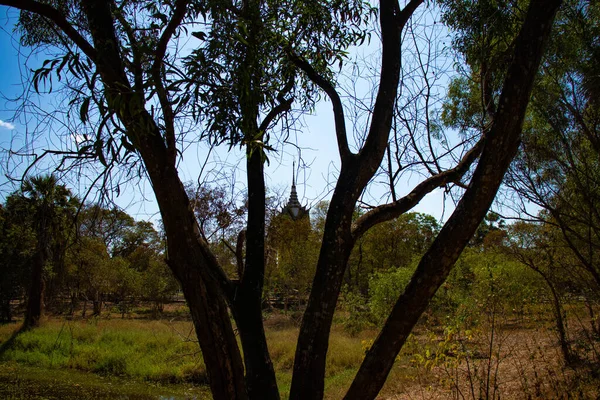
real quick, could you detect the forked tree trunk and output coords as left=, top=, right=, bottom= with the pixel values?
left=78, top=2, right=249, bottom=397
left=289, top=0, right=418, bottom=396
left=344, top=1, right=562, bottom=398
left=290, top=168, right=363, bottom=399
left=149, top=163, right=248, bottom=400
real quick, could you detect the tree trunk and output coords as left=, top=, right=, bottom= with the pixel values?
left=289, top=1, right=420, bottom=397
left=69, top=292, right=77, bottom=316
left=344, top=1, right=562, bottom=398
left=230, top=149, right=280, bottom=400
left=549, top=282, right=571, bottom=365
left=147, top=161, right=248, bottom=400
left=92, top=291, right=102, bottom=316
left=0, top=299, right=12, bottom=323
left=77, top=2, right=249, bottom=397
left=290, top=168, right=361, bottom=400
left=23, top=243, right=47, bottom=330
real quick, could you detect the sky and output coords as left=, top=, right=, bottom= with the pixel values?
left=0, top=4, right=455, bottom=224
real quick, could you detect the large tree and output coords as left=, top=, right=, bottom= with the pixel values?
left=11, top=175, right=77, bottom=329
left=0, top=0, right=562, bottom=399
left=0, top=201, right=35, bottom=323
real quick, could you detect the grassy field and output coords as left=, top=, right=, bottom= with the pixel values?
left=0, top=313, right=375, bottom=399
left=0, top=308, right=598, bottom=399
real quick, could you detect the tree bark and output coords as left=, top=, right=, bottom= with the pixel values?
left=78, top=2, right=249, bottom=398
left=228, top=1, right=280, bottom=396
left=289, top=167, right=362, bottom=400
left=344, top=1, right=562, bottom=398
left=289, top=1, right=422, bottom=398
left=151, top=162, right=248, bottom=400
left=23, top=210, right=50, bottom=330
left=23, top=250, right=46, bottom=330
left=230, top=148, right=280, bottom=400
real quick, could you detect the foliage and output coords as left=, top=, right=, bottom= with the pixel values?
left=183, top=0, right=377, bottom=147
left=1, top=175, right=79, bottom=328
left=347, top=212, right=440, bottom=294
left=368, top=265, right=416, bottom=325
left=265, top=212, right=318, bottom=302
left=0, top=319, right=206, bottom=383
left=0, top=201, right=35, bottom=322
left=0, top=189, right=178, bottom=320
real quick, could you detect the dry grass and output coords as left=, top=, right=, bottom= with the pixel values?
left=1, top=310, right=598, bottom=399
left=377, top=320, right=599, bottom=400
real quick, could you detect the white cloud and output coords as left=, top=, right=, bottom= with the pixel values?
left=0, top=120, right=15, bottom=130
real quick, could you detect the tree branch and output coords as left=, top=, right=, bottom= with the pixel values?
left=0, top=0, right=97, bottom=62
left=352, top=137, right=484, bottom=240
left=259, top=77, right=295, bottom=132
left=290, top=54, right=352, bottom=163
left=151, top=0, right=190, bottom=167
left=114, top=12, right=144, bottom=95
left=153, top=0, right=190, bottom=68
left=357, top=0, right=423, bottom=172
left=345, top=0, right=562, bottom=397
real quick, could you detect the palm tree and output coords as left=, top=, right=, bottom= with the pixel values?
left=20, top=175, right=77, bottom=330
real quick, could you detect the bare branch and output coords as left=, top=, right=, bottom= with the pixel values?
left=151, top=0, right=190, bottom=166
left=352, top=137, right=484, bottom=240
left=290, top=54, right=352, bottom=163
left=357, top=0, right=423, bottom=168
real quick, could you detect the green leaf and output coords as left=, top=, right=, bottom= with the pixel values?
left=80, top=97, right=91, bottom=124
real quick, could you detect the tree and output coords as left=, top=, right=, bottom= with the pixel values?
left=265, top=210, right=318, bottom=306
left=0, top=0, right=562, bottom=399
left=0, top=202, right=35, bottom=323
left=504, top=221, right=576, bottom=365
left=347, top=212, right=440, bottom=294
left=16, top=175, right=77, bottom=329
left=449, top=0, right=600, bottom=290
left=77, top=205, right=136, bottom=257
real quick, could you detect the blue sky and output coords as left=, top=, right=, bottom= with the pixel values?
left=0, top=9, right=19, bottom=134
left=0, top=4, right=454, bottom=223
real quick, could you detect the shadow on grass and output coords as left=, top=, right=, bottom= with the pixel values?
left=0, top=323, right=28, bottom=357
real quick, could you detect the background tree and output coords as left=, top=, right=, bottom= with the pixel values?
left=265, top=211, right=318, bottom=307
left=12, top=175, right=78, bottom=330
left=504, top=221, right=576, bottom=365
left=0, top=201, right=35, bottom=323
left=346, top=212, right=440, bottom=295
left=443, top=0, right=600, bottom=291
left=66, top=236, right=112, bottom=317
left=441, top=0, right=600, bottom=369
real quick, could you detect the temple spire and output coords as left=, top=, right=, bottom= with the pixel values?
left=281, top=162, right=308, bottom=221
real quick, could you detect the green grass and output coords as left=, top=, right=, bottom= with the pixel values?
left=0, top=316, right=380, bottom=399
left=0, top=319, right=206, bottom=384
left=0, top=315, right=471, bottom=399
left=263, top=323, right=370, bottom=398
left=0, top=361, right=210, bottom=399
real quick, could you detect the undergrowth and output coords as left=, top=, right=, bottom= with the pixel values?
left=0, top=318, right=206, bottom=384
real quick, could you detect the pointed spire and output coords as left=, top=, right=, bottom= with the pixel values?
left=281, top=161, right=308, bottom=220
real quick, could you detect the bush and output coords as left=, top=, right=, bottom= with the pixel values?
left=368, top=265, right=415, bottom=325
